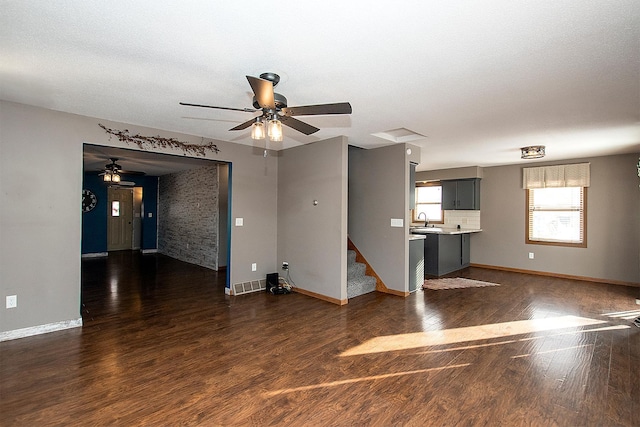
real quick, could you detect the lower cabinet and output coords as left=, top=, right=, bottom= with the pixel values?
left=424, top=233, right=470, bottom=276
left=409, top=238, right=425, bottom=292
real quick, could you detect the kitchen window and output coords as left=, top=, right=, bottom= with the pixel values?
left=413, top=182, right=443, bottom=223
left=523, top=163, right=589, bottom=248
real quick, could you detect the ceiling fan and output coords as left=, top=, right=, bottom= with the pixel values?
left=180, top=72, right=352, bottom=141
left=99, top=158, right=144, bottom=186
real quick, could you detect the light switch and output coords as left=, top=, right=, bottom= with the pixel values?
left=390, top=218, right=404, bottom=227
left=235, top=218, right=244, bottom=226
left=148, top=213, right=153, bottom=218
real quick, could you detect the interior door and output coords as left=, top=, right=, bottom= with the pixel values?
left=107, top=188, right=133, bottom=251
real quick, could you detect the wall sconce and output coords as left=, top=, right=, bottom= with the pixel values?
left=521, top=145, right=545, bottom=159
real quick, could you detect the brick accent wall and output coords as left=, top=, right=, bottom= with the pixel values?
left=158, top=166, right=219, bottom=270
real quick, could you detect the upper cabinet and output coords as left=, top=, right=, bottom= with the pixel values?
left=442, top=178, right=480, bottom=210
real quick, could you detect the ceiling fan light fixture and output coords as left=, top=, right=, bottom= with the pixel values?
left=103, top=172, right=112, bottom=182
left=251, top=118, right=265, bottom=140
left=112, top=173, right=121, bottom=183
left=521, top=145, right=545, bottom=159
left=268, top=117, right=283, bottom=142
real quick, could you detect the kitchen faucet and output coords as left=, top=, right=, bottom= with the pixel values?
left=417, top=212, right=428, bottom=227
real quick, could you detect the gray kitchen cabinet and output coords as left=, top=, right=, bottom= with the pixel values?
left=441, top=178, right=480, bottom=210
left=423, top=233, right=471, bottom=276
left=461, top=233, right=470, bottom=266
left=409, top=237, right=424, bottom=292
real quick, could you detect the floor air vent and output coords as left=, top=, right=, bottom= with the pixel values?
left=233, top=279, right=266, bottom=295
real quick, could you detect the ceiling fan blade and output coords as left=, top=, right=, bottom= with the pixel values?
left=281, top=102, right=352, bottom=117
left=246, top=76, right=275, bottom=110
left=230, top=117, right=258, bottom=131
left=119, top=170, right=146, bottom=176
left=280, top=116, right=320, bottom=135
left=180, top=102, right=256, bottom=113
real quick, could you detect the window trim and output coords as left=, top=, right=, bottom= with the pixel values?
left=525, top=187, right=587, bottom=248
left=413, top=181, right=444, bottom=224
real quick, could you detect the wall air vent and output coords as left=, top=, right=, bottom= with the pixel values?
left=232, top=279, right=266, bottom=295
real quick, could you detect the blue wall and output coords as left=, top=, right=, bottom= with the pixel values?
left=82, top=172, right=158, bottom=254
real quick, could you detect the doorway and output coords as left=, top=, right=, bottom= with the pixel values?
left=83, top=143, right=231, bottom=284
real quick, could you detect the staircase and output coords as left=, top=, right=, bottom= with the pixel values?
left=347, top=249, right=377, bottom=299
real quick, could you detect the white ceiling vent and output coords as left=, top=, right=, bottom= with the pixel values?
left=372, top=128, right=427, bottom=143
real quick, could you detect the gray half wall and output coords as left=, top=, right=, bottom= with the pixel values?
left=277, top=137, right=348, bottom=302
left=348, top=144, right=411, bottom=293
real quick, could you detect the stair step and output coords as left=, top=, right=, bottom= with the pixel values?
left=347, top=261, right=366, bottom=279
left=346, top=248, right=376, bottom=298
left=347, top=275, right=377, bottom=299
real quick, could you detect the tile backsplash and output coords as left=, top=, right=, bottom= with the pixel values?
left=443, top=210, right=481, bottom=230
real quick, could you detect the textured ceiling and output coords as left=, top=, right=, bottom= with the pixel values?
left=1, top=1, right=638, bottom=172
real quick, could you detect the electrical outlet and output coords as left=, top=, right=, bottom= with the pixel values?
left=282, top=262, right=289, bottom=270
left=528, top=252, right=534, bottom=259
left=6, top=295, right=17, bottom=309
left=251, top=263, right=257, bottom=272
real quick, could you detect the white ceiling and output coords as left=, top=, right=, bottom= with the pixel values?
left=1, top=1, right=639, bottom=172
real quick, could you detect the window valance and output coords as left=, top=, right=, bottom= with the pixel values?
left=522, top=163, right=590, bottom=189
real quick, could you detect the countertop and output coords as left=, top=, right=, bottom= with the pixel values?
left=408, top=234, right=426, bottom=241
left=410, top=226, right=482, bottom=235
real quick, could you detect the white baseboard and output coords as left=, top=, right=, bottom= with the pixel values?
left=141, top=249, right=158, bottom=254
left=81, top=252, right=108, bottom=258
left=0, top=318, right=83, bottom=342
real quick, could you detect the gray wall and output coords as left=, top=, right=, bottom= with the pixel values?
left=158, top=165, right=219, bottom=270
left=0, top=100, right=278, bottom=334
left=349, top=144, right=416, bottom=293
left=472, top=154, right=640, bottom=284
left=277, top=137, right=348, bottom=302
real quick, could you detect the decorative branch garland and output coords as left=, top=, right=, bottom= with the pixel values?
left=99, top=123, right=219, bottom=156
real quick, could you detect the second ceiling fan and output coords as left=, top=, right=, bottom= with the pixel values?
left=180, top=72, right=352, bottom=141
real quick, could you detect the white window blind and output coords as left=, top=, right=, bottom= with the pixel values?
left=527, top=187, right=585, bottom=245
left=522, top=163, right=590, bottom=189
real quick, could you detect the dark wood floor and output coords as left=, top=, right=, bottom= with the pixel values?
left=1, top=251, right=639, bottom=426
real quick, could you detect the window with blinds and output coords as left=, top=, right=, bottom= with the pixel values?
left=526, top=186, right=586, bottom=247
left=413, top=182, right=443, bottom=223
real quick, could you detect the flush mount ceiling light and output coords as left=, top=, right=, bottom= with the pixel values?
left=521, top=145, right=545, bottom=159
